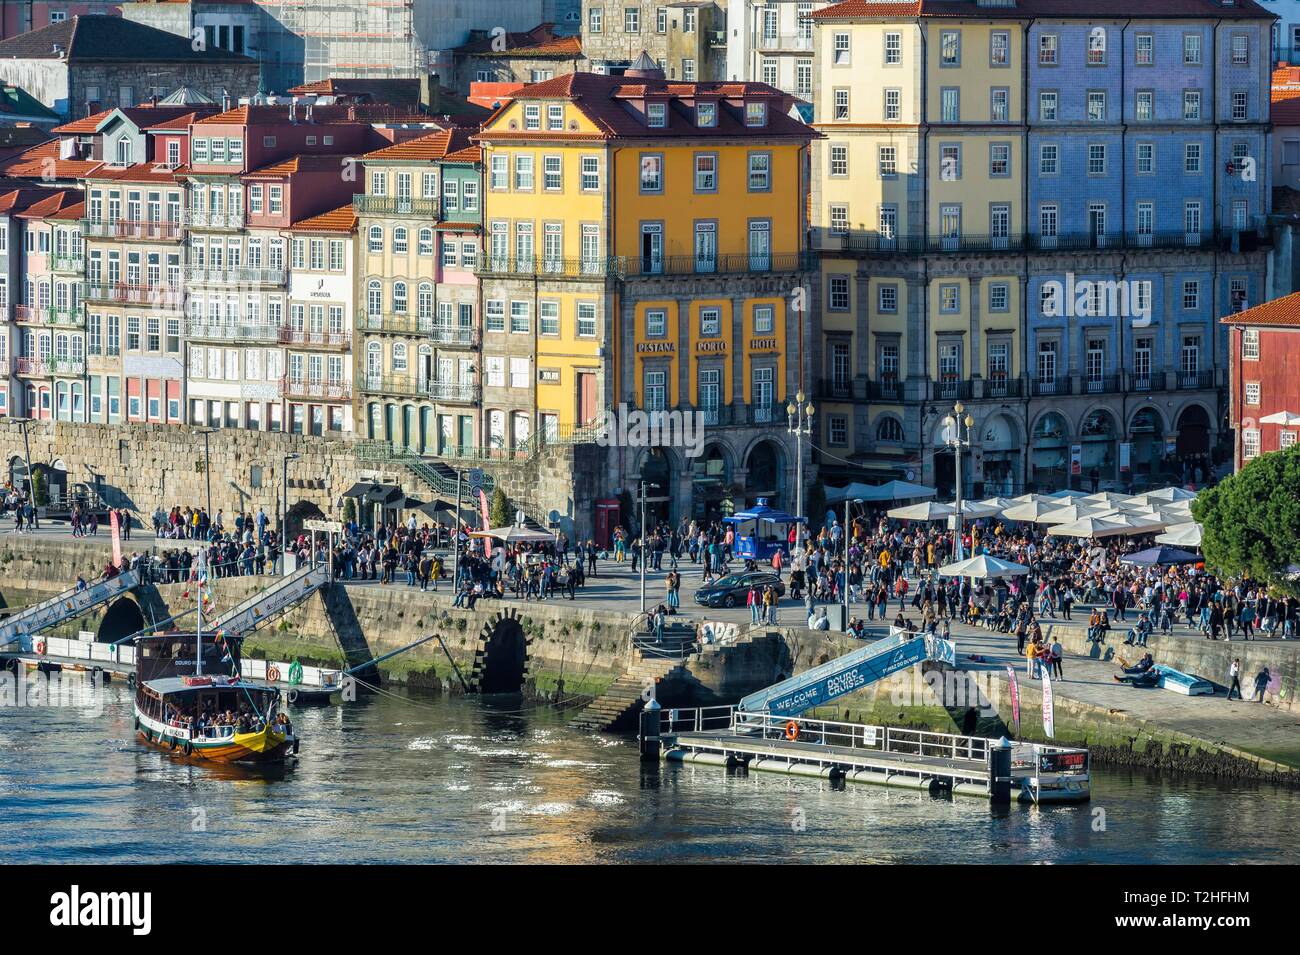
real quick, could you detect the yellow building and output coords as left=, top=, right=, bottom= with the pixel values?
left=475, top=59, right=817, bottom=523
left=810, top=4, right=1027, bottom=494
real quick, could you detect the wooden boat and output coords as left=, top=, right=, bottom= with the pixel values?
left=133, top=554, right=298, bottom=764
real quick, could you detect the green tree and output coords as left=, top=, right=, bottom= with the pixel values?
left=490, top=487, right=510, bottom=528
left=1193, top=444, right=1300, bottom=595
left=342, top=497, right=357, bottom=523
left=30, top=469, right=48, bottom=507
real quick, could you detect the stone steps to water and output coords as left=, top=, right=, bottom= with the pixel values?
left=570, top=656, right=683, bottom=731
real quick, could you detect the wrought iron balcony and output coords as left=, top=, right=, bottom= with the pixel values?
left=624, top=251, right=816, bottom=278
left=16, top=357, right=48, bottom=376
left=983, top=375, right=1023, bottom=399
left=833, top=226, right=1269, bottom=256
left=280, top=377, right=351, bottom=400
left=477, top=255, right=626, bottom=279
left=48, top=356, right=86, bottom=376
left=1081, top=374, right=1122, bottom=395
left=50, top=254, right=84, bottom=273
left=1129, top=374, right=1166, bottom=393
left=353, top=195, right=441, bottom=217
left=1175, top=369, right=1216, bottom=391
left=867, top=379, right=903, bottom=402
left=427, top=380, right=481, bottom=403
left=85, top=283, right=184, bottom=308
left=278, top=327, right=352, bottom=348
left=81, top=218, right=182, bottom=241
left=186, top=266, right=287, bottom=286
left=184, top=211, right=244, bottom=230
left=933, top=377, right=974, bottom=401
left=186, top=321, right=283, bottom=343
left=1030, top=376, right=1073, bottom=397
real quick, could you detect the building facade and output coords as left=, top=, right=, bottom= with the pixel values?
left=581, top=0, right=727, bottom=80
left=1223, top=290, right=1300, bottom=469
left=810, top=0, right=1273, bottom=498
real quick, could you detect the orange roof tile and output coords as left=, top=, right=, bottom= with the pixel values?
left=53, top=108, right=117, bottom=134
left=85, top=164, right=181, bottom=183
left=289, top=204, right=357, bottom=234
left=0, top=140, right=102, bottom=180
left=244, top=153, right=354, bottom=177
left=361, top=127, right=479, bottom=162
left=1222, top=292, right=1300, bottom=328
left=15, top=190, right=81, bottom=220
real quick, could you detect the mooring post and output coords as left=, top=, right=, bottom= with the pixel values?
left=639, top=697, right=662, bottom=761
left=990, top=735, right=1013, bottom=804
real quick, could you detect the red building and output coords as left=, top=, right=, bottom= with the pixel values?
left=1223, top=292, right=1300, bottom=470
left=0, top=3, right=121, bottom=41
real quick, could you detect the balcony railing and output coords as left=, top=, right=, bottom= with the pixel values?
left=353, top=195, right=440, bottom=217
left=1176, top=369, right=1216, bottom=390
left=81, top=218, right=182, bottom=241
left=86, top=283, right=184, bottom=308
left=186, top=321, right=283, bottom=343
left=280, top=377, right=351, bottom=400
left=834, top=226, right=1269, bottom=256
left=187, top=266, right=287, bottom=286
left=427, top=380, right=481, bottom=403
left=625, top=251, right=816, bottom=279
left=16, top=357, right=48, bottom=376
left=478, top=255, right=626, bottom=279
left=757, top=32, right=813, bottom=52
left=184, top=211, right=244, bottom=230
left=13, top=305, right=44, bottom=323
left=50, top=254, right=84, bottom=273
left=1129, top=374, right=1166, bottom=393
left=278, top=328, right=352, bottom=348
left=48, top=356, right=85, bottom=376
left=984, top=375, right=1023, bottom=399
left=1030, top=376, right=1073, bottom=397
left=1082, top=373, right=1122, bottom=395
left=933, top=377, right=974, bottom=401
left=867, top=379, right=903, bottom=402
left=818, top=376, right=853, bottom=400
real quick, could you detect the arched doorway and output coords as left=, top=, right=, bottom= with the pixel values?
left=97, top=596, right=146, bottom=644
left=691, top=444, right=732, bottom=522
left=285, top=500, right=325, bottom=541
left=1079, top=409, right=1118, bottom=489
left=1176, top=405, right=1211, bottom=456
left=1031, top=412, right=1069, bottom=491
left=980, top=414, right=1020, bottom=497
left=472, top=611, right=528, bottom=695
left=744, top=440, right=785, bottom=510
left=638, top=447, right=673, bottom=527
left=1129, top=407, right=1164, bottom=479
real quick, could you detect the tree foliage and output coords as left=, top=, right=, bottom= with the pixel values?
left=30, top=469, right=48, bottom=507
left=1193, top=444, right=1300, bottom=595
left=490, top=487, right=510, bottom=528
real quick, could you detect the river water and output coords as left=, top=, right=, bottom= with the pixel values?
left=2, top=678, right=1296, bottom=865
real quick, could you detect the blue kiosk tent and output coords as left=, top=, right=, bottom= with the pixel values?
left=724, top=498, right=806, bottom=562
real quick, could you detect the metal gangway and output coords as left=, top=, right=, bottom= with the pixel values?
left=210, top=565, right=330, bottom=641
left=0, top=570, right=140, bottom=650
left=738, top=628, right=957, bottom=718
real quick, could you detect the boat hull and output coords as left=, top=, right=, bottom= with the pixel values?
left=135, top=709, right=293, bottom=764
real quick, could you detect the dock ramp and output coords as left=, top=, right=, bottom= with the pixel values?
left=211, top=566, right=329, bottom=640
left=0, top=571, right=140, bottom=649
left=739, top=628, right=956, bottom=717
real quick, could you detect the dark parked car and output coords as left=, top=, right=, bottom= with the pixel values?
left=694, top=572, right=786, bottom=609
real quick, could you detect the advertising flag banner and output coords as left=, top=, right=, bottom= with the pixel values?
left=1006, top=664, right=1020, bottom=733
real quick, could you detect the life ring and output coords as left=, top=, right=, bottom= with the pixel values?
left=267, top=666, right=281, bottom=683
left=168, top=735, right=177, bottom=750
left=183, top=741, right=193, bottom=757
left=35, top=640, right=46, bottom=655
left=784, top=721, right=800, bottom=742
left=287, top=689, right=299, bottom=705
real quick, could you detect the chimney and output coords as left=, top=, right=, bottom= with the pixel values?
left=150, top=93, right=159, bottom=108
left=289, top=96, right=298, bottom=124
left=306, top=101, right=314, bottom=123
left=222, top=88, right=232, bottom=111
left=421, top=74, right=440, bottom=114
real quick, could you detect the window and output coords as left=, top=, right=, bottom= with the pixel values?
left=514, top=155, right=534, bottom=191
left=1182, top=280, right=1199, bottom=310
left=990, top=31, right=1009, bottom=67
left=657, top=6, right=667, bottom=32
left=540, top=301, right=560, bottom=336
left=1184, top=90, right=1201, bottom=121
left=589, top=7, right=602, bottom=32
left=829, top=415, right=848, bottom=445
left=682, top=58, right=696, bottom=81
left=833, top=32, right=851, bottom=65
left=1136, top=34, right=1153, bottom=65
left=1039, top=143, right=1058, bottom=175
left=486, top=300, right=505, bottom=332
left=796, top=61, right=812, bottom=96
left=1039, top=91, right=1057, bottom=122
left=581, top=157, right=600, bottom=191
left=700, top=308, right=720, bottom=336
left=878, top=145, right=897, bottom=177
left=829, top=204, right=848, bottom=235
left=940, top=143, right=961, bottom=180
left=940, top=30, right=960, bottom=66
left=878, top=285, right=897, bottom=313
left=1244, top=382, right=1261, bottom=406
left=834, top=88, right=850, bottom=121
left=753, top=305, right=774, bottom=334
left=1135, top=91, right=1153, bottom=122
left=1039, top=34, right=1057, bottom=65
left=696, top=102, right=716, bottom=127
left=991, top=88, right=1009, bottom=122
left=939, top=284, right=960, bottom=313
left=748, top=152, right=770, bottom=191
left=940, top=87, right=959, bottom=123
left=1242, top=328, right=1260, bottom=360
left=1137, top=143, right=1154, bottom=174
left=647, top=102, right=666, bottom=128
left=646, top=309, right=666, bottom=337
left=989, top=283, right=1009, bottom=312
left=490, top=155, right=508, bottom=190
left=640, top=153, right=663, bottom=192
left=989, top=143, right=1010, bottom=177
left=510, top=301, right=530, bottom=333
left=745, top=102, right=767, bottom=127
left=1087, top=91, right=1106, bottom=122
left=1232, top=91, right=1248, bottom=122
left=694, top=154, right=717, bottom=192
left=624, top=7, right=639, bottom=33
left=1231, top=34, right=1249, bottom=66
left=1087, top=28, right=1106, bottom=65
left=884, top=31, right=901, bottom=65
left=577, top=303, right=597, bottom=337
left=1087, top=144, right=1106, bottom=175
left=543, top=155, right=563, bottom=191
left=1183, top=33, right=1201, bottom=65
left=1243, top=429, right=1260, bottom=459
left=829, top=275, right=850, bottom=311
left=1185, top=143, right=1202, bottom=174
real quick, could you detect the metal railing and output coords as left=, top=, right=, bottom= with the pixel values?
left=278, top=327, right=351, bottom=348
left=1082, top=373, right=1122, bottom=395
left=1176, top=369, right=1216, bottom=390
left=1030, top=376, right=1073, bottom=397
left=1129, top=374, right=1166, bottom=393
left=426, top=380, right=481, bottom=403
left=48, top=357, right=86, bottom=376
left=85, top=284, right=184, bottom=308
left=353, top=195, right=440, bottom=217
left=15, top=357, right=48, bottom=376
left=50, top=254, right=84, bottom=273
left=867, top=379, right=903, bottom=401
left=477, top=255, right=625, bottom=279
left=186, top=321, right=283, bottom=343
left=280, top=377, right=351, bottom=400
left=933, top=377, right=973, bottom=401
left=984, top=376, right=1023, bottom=398
left=358, top=314, right=479, bottom=344
left=81, top=218, right=182, bottom=241
left=625, top=251, right=816, bottom=278
left=186, top=266, right=287, bottom=286
left=184, top=211, right=245, bottom=230
left=835, top=226, right=1268, bottom=256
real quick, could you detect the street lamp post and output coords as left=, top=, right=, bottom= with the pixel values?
left=198, top=429, right=214, bottom=524
left=786, top=392, right=814, bottom=559
left=637, top=480, right=659, bottom=614
left=282, top=452, right=300, bottom=572
left=842, top=497, right=863, bottom=632
left=944, top=402, right=976, bottom=561
left=15, top=417, right=36, bottom=529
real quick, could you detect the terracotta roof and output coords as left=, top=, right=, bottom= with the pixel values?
left=809, top=0, right=1272, bottom=19
left=1273, top=66, right=1300, bottom=125
left=53, top=108, right=117, bottom=134
left=244, top=154, right=354, bottom=177
left=0, top=140, right=102, bottom=180
left=0, top=15, right=258, bottom=62
left=1222, top=291, right=1300, bottom=328
left=287, top=78, right=424, bottom=106
left=85, top=164, right=182, bottom=183
left=144, top=108, right=220, bottom=131
left=289, top=205, right=357, bottom=234
left=14, top=190, right=81, bottom=220
left=454, top=23, right=583, bottom=58
left=195, top=103, right=433, bottom=127
left=361, top=127, right=480, bottom=162
left=476, top=73, right=813, bottom=143
left=0, top=186, right=73, bottom=216
left=47, top=200, right=86, bottom=222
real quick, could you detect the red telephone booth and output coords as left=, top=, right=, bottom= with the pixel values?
left=594, top=499, right=620, bottom=549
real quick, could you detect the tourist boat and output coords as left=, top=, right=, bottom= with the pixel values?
left=132, top=556, right=297, bottom=764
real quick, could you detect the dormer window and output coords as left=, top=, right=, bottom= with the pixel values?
left=524, top=104, right=541, bottom=130
left=547, top=103, right=564, bottom=130
left=697, top=102, right=716, bottom=127
left=114, top=136, right=131, bottom=166
left=647, top=103, right=666, bottom=128
left=746, top=102, right=767, bottom=127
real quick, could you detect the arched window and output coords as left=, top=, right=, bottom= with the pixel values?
left=368, top=225, right=383, bottom=253
left=392, top=281, right=408, bottom=314
left=417, top=283, right=433, bottom=320
left=876, top=417, right=904, bottom=443
left=366, top=279, right=382, bottom=317
left=392, top=342, right=408, bottom=372
left=115, top=136, right=131, bottom=166
left=366, top=341, right=381, bottom=380
left=393, top=227, right=408, bottom=254
left=418, top=228, right=434, bottom=255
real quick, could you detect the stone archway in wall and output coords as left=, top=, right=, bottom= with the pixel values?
left=636, top=445, right=677, bottom=528
left=285, top=500, right=325, bottom=542
left=742, top=438, right=787, bottom=511
left=96, top=595, right=146, bottom=644
left=468, top=607, right=531, bottom=695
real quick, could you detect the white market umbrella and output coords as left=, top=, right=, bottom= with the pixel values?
left=1037, top=503, right=1115, bottom=525
left=954, top=500, right=1003, bottom=519
left=1259, top=411, right=1300, bottom=426
left=1081, top=491, right=1133, bottom=507
left=1047, top=516, right=1146, bottom=539
left=887, top=501, right=956, bottom=522
left=1139, top=487, right=1198, bottom=503
left=470, top=525, right=556, bottom=543
left=1155, top=522, right=1203, bottom=547
left=1002, top=500, right=1073, bottom=523
left=938, top=554, right=1030, bottom=579
left=861, top=480, right=939, bottom=502
left=975, top=496, right=1021, bottom=512
left=1048, top=489, right=1088, bottom=499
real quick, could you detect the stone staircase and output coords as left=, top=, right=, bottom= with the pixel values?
left=569, top=653, right=685, bottom=733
